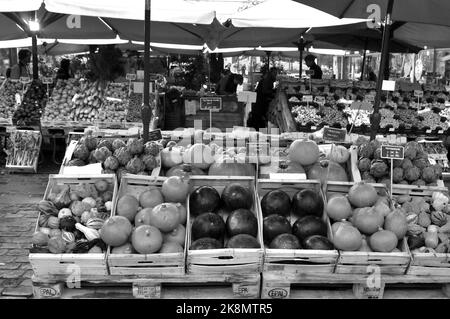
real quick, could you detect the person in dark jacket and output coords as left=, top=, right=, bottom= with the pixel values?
left=215, top=73, right=243, bottom=95
left=304, top=54, right=323, bottom=79
left=248, top=67, right=278, bottom=130
left=56, top=59, right=72, bottom=80
left=9, top=49, right=31, bottom=79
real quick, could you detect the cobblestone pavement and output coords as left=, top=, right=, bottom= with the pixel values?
left=0, top=172, right=50, bottom=298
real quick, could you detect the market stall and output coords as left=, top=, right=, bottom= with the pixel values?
left=1, top=0, right=450, bottom=301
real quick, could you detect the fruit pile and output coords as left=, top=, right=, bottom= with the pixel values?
left=189, top=183, right=261, bottom=250
left=31, top=179, right=114, bottom=254
left=321, top=106, right=349, bottom=127
left=12, top=80, right=47, bottom=124
left=70, top=80, right=104, bottom=122
left=379, top=108, right=399, bottom=129
left=68, top=133, right=162, bottom=179
left=291, top=105, right=322, bottom=126
left=261, top=188, right=333, bottom=250
left=101, top=176, right=189, bottom=254
left=394, top=108, right=420, bottom=128
left=127, top=92, right=143, bottom=122
left=97, top=83, right=128, bottom=123
left=418, top=111, right=448, bottom=131
left=357, top=140, right=442, bottom=186
left=0, top=80, right=24, bottom=120
left=343, top=108, right=372, bottom=127
left=396, top=192, right=450, bottom=253
left=328, top=183, right=407, bottom=252
left=42, top=79, right=80, bottom=122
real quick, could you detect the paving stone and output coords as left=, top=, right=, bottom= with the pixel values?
left=2, top=286, right=33, bottom=297
left=20, top=263, right=32, bottom=270
left=6, top=249, right=29, bottom=256
left=0, top=269, right=26, bottom=279
left=1, top=243, right=31, bottom=249
left=15, top=255, right=30, bottom=263
left=1, top=277, right=23, bottom=287
left=0, top=237, right=33, bottom=244
left=0, top=256, right=16, bottom=263
left=0, top=263, right=21, bottom=270
left=22, top=270, right=33, bottom=279
left=0, top=249, right=7, bottom=255
left=20, top=279, right=33, bottom=287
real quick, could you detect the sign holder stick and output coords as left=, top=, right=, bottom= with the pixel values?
left=390, top=159, right=393, bottom=200
left=209, top=109, right=212, bottom=133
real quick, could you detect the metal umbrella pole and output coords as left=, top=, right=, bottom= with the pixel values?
left=370, top=0, right=394, bottom=141
left=142, top=0, right=152, bottom=142
left=360, top=37, right=368, bottom=81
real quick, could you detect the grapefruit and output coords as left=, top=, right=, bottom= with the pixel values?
left=150, top=203, right=180, bottom=232
left=116, top=195, right=139, bottom=222
left=131, top=225, right=163, bottom=254
left=139, top=188, right=164, bottom=208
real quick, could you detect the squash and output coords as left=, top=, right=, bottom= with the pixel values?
left=161, top=146, right=184, bottom=168
left=208, top=160, right=255, bottom=177
left=306, top=160, right=348, bottom=185
left=75, top=223, right=100, bottom=241
left=182, top=143, right=214, bottom=170
left=431, top=211, right=447, bottom=227
left=328, top=145, right=350, bottom=164
left=38, top=200, right=59, bottom=216
left=424, top=231, right=439, bottom=249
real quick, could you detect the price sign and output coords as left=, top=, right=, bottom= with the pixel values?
left=42, top=77, right=53, bottom=84
left=20, top=76, right=31, bottom=84
left=200, top=97, right=222, bottom=112
left=148, top=129, right=162, bottom=142
left=314, top=96, right=325, bottom=105
left=126, top=73, right=137, bottom=81
left=414, top=90, right=424, bottom=98
left=382, top=80, right=396, bottom=91
left=323, top=127, right=347, bottom=143
left=302, top=95, right=313, bottom=103
left=381, top=145, right=404, bottom=160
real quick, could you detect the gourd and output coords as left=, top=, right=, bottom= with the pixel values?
left=431, top=211, right=447, bottom=227
left=54, top=186, right=71, bottom=209
left=86, top=218, right=105, bottom=230
left=427, top=225, right=440, bottom=233
left=48, top=236, right=67, bottom=254
left=424, top=232, right=439, bottom=249
left=38, top=200, right=59, bottom=216
left=406, top=224, right=425, bottom=237
left=75, top=223, right=100, bottom=241
left=105, top=201, right=113, bottom=211
left=58, top=208, right=72, bottom=219
left=61, top=231, right=75, bottom=244
left=417, top=212, right=431, bottom=228
left=47, top=216, right=60, bottom=229
left=439, top=222, right=450, bottom=234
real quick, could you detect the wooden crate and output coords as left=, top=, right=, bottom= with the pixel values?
left=186, top=176, right=264, bottom=275
left=391, top=189, right=450, bottom=276
left=349, top=145, right=447, bottom=195
left=32, top=273, right=261, bottom=299
left=326, top=181, right=411, bottom=275
left=257, top=179, right=338, bottom=274
left=6, top=130, right=41, bottom=174
left=59, top=137, right=161, bottom=177
left=28, top=174, right=118, bottom=279
left=107, top=175, right=187, bottom=276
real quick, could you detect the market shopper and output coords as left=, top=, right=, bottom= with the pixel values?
left=55, top=59, right=72, bottom=80
left=9, top=49, right=31, bottom=80
left=248, top=67, right=278, bottom=130
left=215, top=73, right=243, bottom=95
left=367, top=66, right=377, bottom=82
left=304, top=54, right=323, bottom=79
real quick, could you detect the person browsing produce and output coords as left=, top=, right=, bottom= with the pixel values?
left=215, top=73, right=243, bottom=95
left=9, top=49, right=31, bottom=80
left=55, top=59, right=72, bottom=81
left=304, top=54, right=322, bottom=79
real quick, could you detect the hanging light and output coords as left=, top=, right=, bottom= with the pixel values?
left=28, top=19, right=40, bottom=32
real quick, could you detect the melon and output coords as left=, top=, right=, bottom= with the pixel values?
left=353, top=207, right=384, bottom=235
left=149, top=203, right=180, bottom=232
left=131, top=225, right=163, bottom=254
left=159, top=242, right=184, bottom=253
left=328, top=145, right=350, bottom=164
left=260, top=190, right=291, bottom=217
left=116, top=195, right=140, bottom=222
left=326, top=195, right=352, bottom=221
left=291, top=189, right=324, bottom=218
left=288, top=139, right=320, bottom=166
left=139, top=188, right=164, bottom=208
left=134, top=208, right=153, bottom=227
left=333, top=223, right=362, bottom=251
left=369, top=230, right=398, bottom=252
left=348, top=182, right=378, bottom=208
left=101, top=216, right=133, bottom=247
left=163, top=224, right=186, bottom=247
left=384, top=210, right=408, bottom=240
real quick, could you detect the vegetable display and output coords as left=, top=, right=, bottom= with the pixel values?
left=0, top=80, right=24, bottom=121
left=12, top=80, right=47, bottom=125
left=31, top=179, right=114, bottom=254
left=42, top=79, right=80, bottom=122
left=5, top=130, right=41, bottom=167
left=395, top=192, right=450, bottom=253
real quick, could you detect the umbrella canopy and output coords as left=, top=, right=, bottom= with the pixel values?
left=0, top=0, right=42, bottom=12
left=291, top=0, right=450, bottom=27
left=44, top=0, right=216, bottom=24
left=228, top=0, right=365, bottom=28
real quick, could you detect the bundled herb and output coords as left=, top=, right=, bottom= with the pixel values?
left=5, top=130, right=41, bottom=167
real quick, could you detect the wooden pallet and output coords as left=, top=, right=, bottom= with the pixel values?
left=261, top=272, right=450, bottom=299
left=32, top=273, right=261, bottom=299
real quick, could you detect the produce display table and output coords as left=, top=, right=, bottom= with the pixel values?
left=182, top=94, right=245, bottom=131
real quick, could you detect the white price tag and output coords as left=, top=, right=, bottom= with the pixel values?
left=302, top=95, right=313, bottom=102
left=15, top=93, right=21, bottom=105
left=382, top=80, right=396, bottom=91
left=20, top=76, right=31, bottom=84
left=269, top=173, right=307, bottom=180
left=126, top=73, right=137, bottom=81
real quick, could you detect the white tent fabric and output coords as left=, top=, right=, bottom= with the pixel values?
left=0, top=0, right=42, bottom=12
left=44, top=0, right=216, bottom=24
left=229, top=0, right=366, bottom=28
